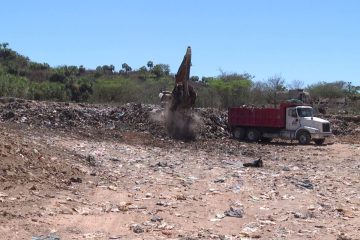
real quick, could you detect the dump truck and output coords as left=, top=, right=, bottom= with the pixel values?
left=228, top=102, right=332, bottom=145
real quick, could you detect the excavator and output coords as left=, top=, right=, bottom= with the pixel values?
left=159, top=46, right=197, bottom=111
left=159, top=46, right=197, bottom=140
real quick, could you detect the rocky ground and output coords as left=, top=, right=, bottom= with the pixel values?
left=0, top=98, right=359, bottom=240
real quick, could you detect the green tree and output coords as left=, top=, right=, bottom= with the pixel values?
left=78, top=65, right=86, bottom=75
left=307, top=81, right=346, bottom=99
left=190, top=76, right=199, bottom=82
left=122, top=63, right=132, bottom=73
left=152, top=64, right=170, bottom=78
left=147, top=61, right=153, bottom=70
left=206, top=73, right=253, bottom=108
left=0, top=42, right=9, bottom=50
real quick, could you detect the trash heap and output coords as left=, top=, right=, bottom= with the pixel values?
left=0, top=98, right=229, bottom=140
left=324, top=114, right=360, bottom=135
left=1, top=97, right=359, bottom=142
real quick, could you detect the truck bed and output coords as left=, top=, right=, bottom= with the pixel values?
left=228, top=106, right=286, bottom=129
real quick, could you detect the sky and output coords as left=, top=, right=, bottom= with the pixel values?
left=1, top=0, right=360, bottom=86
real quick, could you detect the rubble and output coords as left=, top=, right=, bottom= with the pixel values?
left=1, top=97, right=359, bottom=142
left=0, top=98, right=230, bottom=140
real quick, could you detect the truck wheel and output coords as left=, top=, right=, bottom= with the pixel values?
left=233, top=127, right=245, bottom=140
left=297, top=131, right=311, bottom=145
left=246, top=129, right=260, bottom=142
left=314, top=139, right=325, bottom=145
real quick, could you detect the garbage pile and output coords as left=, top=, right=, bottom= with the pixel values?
left=0, top=98, right=229, bottom=140
left=1, top=98, right=358, bottom=142
left=324, top=114, right=360, bottom=135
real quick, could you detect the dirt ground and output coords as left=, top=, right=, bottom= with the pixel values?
left=0, top=101, right=359, bottom=240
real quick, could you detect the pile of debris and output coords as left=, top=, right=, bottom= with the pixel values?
left=0, top=98, right=229, bottom=140
left=323, top=114, right=360, bottom=143
left=2, top=98, right=358, bottom=142
left=324, top=114, right=360, bottom=135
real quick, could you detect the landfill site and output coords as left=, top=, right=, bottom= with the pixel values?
left=0, top=97, right=359, bottom=240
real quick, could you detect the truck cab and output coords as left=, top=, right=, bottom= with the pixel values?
left=284, top=106, right=332, bottom=144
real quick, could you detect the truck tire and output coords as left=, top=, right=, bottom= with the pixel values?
left=246, top=129, right=260, bottom=142
left=233, top=127, right=246, bottom=140
left=297, top=131, right=311, bottom=145
left=314, top=139, right=325, bottom=145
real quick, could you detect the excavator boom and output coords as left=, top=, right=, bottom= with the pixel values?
left=170, top=46, right=196, bottom=111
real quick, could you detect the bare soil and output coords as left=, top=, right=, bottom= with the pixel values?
left=0, top=100, right=359, bottom=240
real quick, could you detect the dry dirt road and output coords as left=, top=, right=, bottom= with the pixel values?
left=0, top=120, right=359, bottom=240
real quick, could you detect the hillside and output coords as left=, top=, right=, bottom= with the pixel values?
left=2, top=42, right=359, bottom=112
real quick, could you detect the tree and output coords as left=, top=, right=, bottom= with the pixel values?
left=306, top=81, right=346, bottom=99
left=152, top=64, right=170, bottom=78
left=206, top=73, right=253, bottom=108
left=288, top=79, right=304, bottom=90
left=147, top=61, right=153, bottom=70
left=78, top=65, right=86, bottom=75
left=190, top=76, right=199, bottom=82
left=109, top=64, right=115, bottom=73
left=0, top=42, right=9, bottom=50
left=139, top=66, right=147, bottom=72
left=122, top=63, right=132, bottom=73
left=99, top=65, right=114, bottom=74
left=250, top=81, right=268, bottom=105
left=266, top=75, right=286, bottom=107
left=138, top=66, right=148, bottom=80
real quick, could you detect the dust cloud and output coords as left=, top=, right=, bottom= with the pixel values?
left=150, top=107, right=200, bottom=141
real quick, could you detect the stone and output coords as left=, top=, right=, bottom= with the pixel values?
left=243, top=158, right=263, bottom=168
left=150, top=215, right=163, bottom=222
left=131, top=224, right=144, bottom=233
left=224, top=207, right=243, bottom=218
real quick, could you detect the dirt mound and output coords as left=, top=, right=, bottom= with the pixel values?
left=0, top=124, right=86, bottom=221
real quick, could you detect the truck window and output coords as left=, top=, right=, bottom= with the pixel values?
left=288, top=109, right=297, bottom=118
left=297, top=108, right=313, bottom=117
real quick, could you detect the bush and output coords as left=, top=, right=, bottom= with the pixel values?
left=0, top=74, right=30, bottom=98
left=91, top=76, right=174, bottom=104
left=29, top=82, right=69, bottom=101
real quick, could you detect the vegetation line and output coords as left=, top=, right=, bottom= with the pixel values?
left=0, top=43, right=359, bottom=113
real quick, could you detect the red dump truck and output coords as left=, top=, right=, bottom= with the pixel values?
left=228, top=102, right=332, bottom=145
